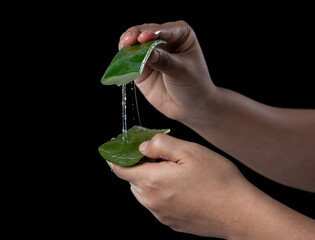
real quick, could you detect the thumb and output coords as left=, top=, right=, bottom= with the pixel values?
left=148, top=49, right=187, bottom=78
left=139, top=134, right=187, bottom=162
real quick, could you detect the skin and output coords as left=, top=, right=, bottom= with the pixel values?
left=108, top=21, right=315, bottom=239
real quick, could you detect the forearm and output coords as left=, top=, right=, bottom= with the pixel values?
left=229, top=183, right=315, bottom=240
left=182, top=86, right=315, bottom=192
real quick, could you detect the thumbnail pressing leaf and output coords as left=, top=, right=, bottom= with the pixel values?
left=99, top=125, right=170, bottom=166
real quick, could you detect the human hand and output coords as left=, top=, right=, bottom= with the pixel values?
left=107, top=134, right=253, bottom=238
left=119, top=21, right=215, bottom=122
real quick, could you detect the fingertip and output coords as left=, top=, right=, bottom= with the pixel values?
left=139, top=141, right=149, bottom=153
left=138, top=30, right=160, bottom=43
left=121, top=31, right=138, bottom=46
left=106, top=161, right=115, bottom=170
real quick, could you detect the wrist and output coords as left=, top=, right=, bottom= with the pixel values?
left=179, top=85, right=222, bottom=135
left=214, top=179, right=260, bottom=240
left=224, top=182, right=262, bottom=240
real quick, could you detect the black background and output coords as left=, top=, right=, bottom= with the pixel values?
left=16, top=3, right=315, bottom=239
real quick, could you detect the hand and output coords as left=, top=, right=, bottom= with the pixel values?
left=108, top=134, right=252, bottom=238
left=119, top=21, right=215, bottom=122
left=119, top=21, right=315, bottom=193
left=108, top=134, right=315, bottom=239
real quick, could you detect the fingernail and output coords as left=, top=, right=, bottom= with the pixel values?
left=139, top=141, right=149, bottom=152
left=153, top=30, right=161, bottom=37
left=149, top=50, right=159, bottom=64
left=139, top=30, right=160, bottom=40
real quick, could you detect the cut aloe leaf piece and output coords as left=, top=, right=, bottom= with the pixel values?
left=99, top=125, right=170, bottom=166
left=101, top=39, right=166, bottom=86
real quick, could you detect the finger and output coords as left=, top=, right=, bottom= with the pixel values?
left=146, top=48, right=188, bottom=79
left=137, top=21, right=193, bottom=52
left=107, top=160, right=156, bottom=183
left=130, top=183, right=147, bottom=207
left=135, top=45, right=190, bottom=88
left=130, top=183, right=162, bottom=223
left=138, top=134, right=189, bottom=163
left=107, top=135, right=190, bottom=183
left=119, top=28, right=140, bottom=49
left=119, top=23, right=159, bottom=47
left=119, top=21, right=194, bottom=51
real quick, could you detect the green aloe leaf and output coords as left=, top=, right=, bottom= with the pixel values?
left=99, top=125, right=170, bottom=166
left=101, top=39, right=166, bottom=86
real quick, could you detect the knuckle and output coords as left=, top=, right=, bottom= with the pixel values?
left=169, top=224, right=183, bottom=232
left=145, top=171, right=162, bottom=190
left=142, top=177, right=170, bottom=211
left=149, top=133, right=165, bottom=149
left=156, top=49, right=170, bottom=69
left=125, top=26, right=140, bottom=33
left=156, top=214, right=173, bottom=227
left=154, top=213, right=179, bottom=231
left=145, top=197, right=162, bottom=212
left=177, top=20, right=190, bottom=28
left=139, top=23, right=158, bottom=29
left=110, top=166, right=125, bottom=180
left=177, top=20, right=193, bottom=35
left=127, top=23, right=159, bottom=33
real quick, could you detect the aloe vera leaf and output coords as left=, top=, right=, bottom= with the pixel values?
left=98, top=125, right=170, bottom=166
left=101, top=39, right=166, bottom=86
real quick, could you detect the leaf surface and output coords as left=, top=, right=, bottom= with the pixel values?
left=99, top=125, right=170, bottom=166
left=101, top=40, right=166, bottom=86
